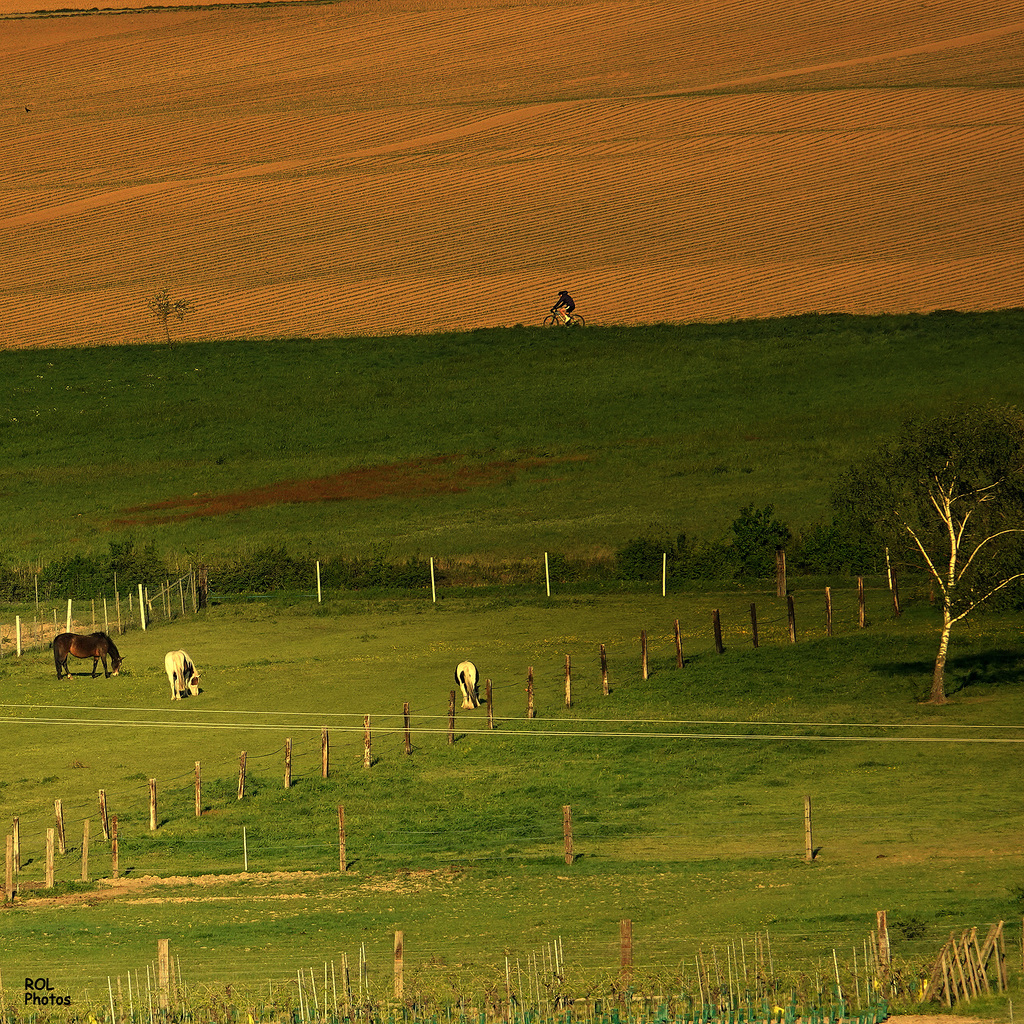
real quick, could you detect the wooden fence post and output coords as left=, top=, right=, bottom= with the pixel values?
left=527, top=667, right=535, bottom=718
left=877, top=910, right=891, bottom=996
left=403, top=702, right=412, bottom=755
left=620, top=919, right=633, bottom=986
left=338, top=806, right=347, bottom=873
left=804, top=795, right=813, bottom=861
left=825, top=586, right=833, bottom=636
left=5, top=834, right=12, bottom=901
left=394, top=931, right=404, bottom=999
left=601, top=643, right=610, bottom=694
left=750, top=603, right=759, bottom=648
left=99, top=791, right=109, bottom=841
left=364, top=715, right=372, bottom=766
left=111, top=815, right=119, bottom=879
left=564, top=654, right=571, bottom=707
left=641, top=631, right=648, bottom=680
left=45, top=829, right=54, bottom=888
left=284, top=739, right=292, bottom=789
left=776, top=547, right=787, bottom=597
left=149, top=779, right=157, bottom=831
left=237, top=751, right=247, bottom=800
left=486, top=680, right=494, bottom=729
left=562, top=805, right=573, bottom=865
left=195, top=762, right=201, bottom=817
left=81, top=819, right=90, bottom=882
left=712, top=609, right=724, bottom=654
left=858, top=576, right=866, bottom=628
left=322, top=728, right=329, bottom=778
left=448, top=694, right=456, bottom=744
left=158, top=939, right=170, bottom=1011
left=788, top=595, right=797, bottom=643
left=673, top=620, right=682, bottom=669
left=12, top=817, right=18, bottom=874
left=54, top=799, right=66, bottom=854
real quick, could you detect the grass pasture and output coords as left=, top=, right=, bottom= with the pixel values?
left=3, top=311, right=1024, bottom=564
left=1, top=587, right=1023, bottom=1015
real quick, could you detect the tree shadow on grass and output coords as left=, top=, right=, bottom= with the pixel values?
left=876, top=648, right=1024, bottom=698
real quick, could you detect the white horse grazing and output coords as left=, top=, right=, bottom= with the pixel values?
left=454, top=661, right=480, bottom=709
left=165, top=650, right=201, bottom=699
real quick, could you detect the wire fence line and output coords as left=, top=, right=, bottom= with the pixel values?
left=0, top=569, right=204, bottom=658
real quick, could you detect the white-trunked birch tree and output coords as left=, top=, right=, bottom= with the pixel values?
left=837, top=405, right=1024, bottom=704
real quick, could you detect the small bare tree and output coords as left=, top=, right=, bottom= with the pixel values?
left=148, top=288, right=195, bottom=343
left=838, top=405, right=1024, bottom=703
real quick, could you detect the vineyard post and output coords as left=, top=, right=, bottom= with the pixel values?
left=750, top=603, right=759, bottom=648
left=601, top=644, right=609, bottom=695
left=238, top=751, right=247, bottom=800
left=322, top=728, right=329, bottom=778
left=363, top=716, right=372, bottom=767
left=712, top=609, right=724, bottom=654
left=403, top=703, right=412, bottom=755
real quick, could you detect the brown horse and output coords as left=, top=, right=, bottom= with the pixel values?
left=53, top=632, right=123, bottom=679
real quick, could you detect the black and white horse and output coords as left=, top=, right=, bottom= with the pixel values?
left=165, top=650, right=201, bottom=699
left=455, top=661, right=480, bottom=709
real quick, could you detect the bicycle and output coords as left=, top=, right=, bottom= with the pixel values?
left=543, top=308, right=585, bottom=328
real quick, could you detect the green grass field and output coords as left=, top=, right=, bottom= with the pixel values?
left=1, top=585, right=1023, bottom=1017
left=3, top=311, right=1023, bottom=565
left=2, top=313, right=1023, bottom=1020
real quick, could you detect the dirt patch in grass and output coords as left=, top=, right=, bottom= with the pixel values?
left=113, top=454, right=580, bottom=525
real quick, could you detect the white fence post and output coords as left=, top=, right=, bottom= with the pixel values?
left=138, top=584, right=146, bottom=631
left=16, top=616, right=21, bottom=657
left=66, top=598, right=72, bottom=632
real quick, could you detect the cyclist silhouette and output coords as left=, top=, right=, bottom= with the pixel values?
left=551, top=290, right=575, bottom=322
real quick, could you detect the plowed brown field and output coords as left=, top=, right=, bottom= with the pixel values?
left=1, top=0, right=1021, bottom=347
